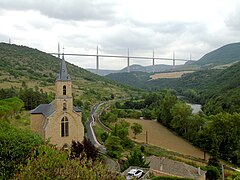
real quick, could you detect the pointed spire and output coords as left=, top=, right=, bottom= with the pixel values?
left=58, top=53, right=71, bottom=81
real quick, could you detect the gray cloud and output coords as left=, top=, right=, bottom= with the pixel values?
left=0, top=0, right=117, bottom=21
left=0, top=0, right=239, bottom=69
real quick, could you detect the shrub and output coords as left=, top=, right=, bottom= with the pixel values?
left=0, top=120, right=43, bottom=179
left=15, top=145, right=123, bottom=179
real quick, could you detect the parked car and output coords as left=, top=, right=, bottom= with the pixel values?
left=126, top=169, right=144, bottom=179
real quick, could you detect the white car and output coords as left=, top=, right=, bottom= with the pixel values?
left=126, top=169, right=144, bottom=179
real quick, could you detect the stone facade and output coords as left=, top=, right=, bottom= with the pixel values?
left=30, top=55, right=84, bottom=148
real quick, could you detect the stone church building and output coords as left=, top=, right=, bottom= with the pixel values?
left=30, top=55, right=84, bottom=148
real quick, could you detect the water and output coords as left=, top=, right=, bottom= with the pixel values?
left=187, top=103, right=202, bottom=114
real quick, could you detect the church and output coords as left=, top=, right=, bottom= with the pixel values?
left=30, top=54, right=84, bottom=148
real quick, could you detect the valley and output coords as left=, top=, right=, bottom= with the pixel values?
left=1, top=42, right=240, bottom=179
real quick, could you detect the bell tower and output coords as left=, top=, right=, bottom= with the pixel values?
left=55, top=54, right=73, bottom=112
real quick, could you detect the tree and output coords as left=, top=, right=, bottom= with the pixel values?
left=70, top=140, right=84, bottom=159
left=201, top=113, right=240, bottom=164
left=131, top=123, right=143, bottom=138
left=82, top=137, right=99, bottom=161
left=170, top=102, right=192, bottom=135
left=157, top=91, right=177, bottom=127
left=123, top=149, right=150, bottom=170
left=113, top=120, right=130, bottom=139
left=0, top=120, right=43, bottom=179
left=100, top=132, right=108, bottom=143
left=205, top=166, right=220, bottom=180
left=105, top=136, right=123, bottom=158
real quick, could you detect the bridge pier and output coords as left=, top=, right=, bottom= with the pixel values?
left=152, top=50, right=155, bottom=73
left=96, top=46, right=99, bottom=75
left=173, top=51, right=176, bottom=69
left=58, top=42, right=60, bottom=58
left=127, top=48, right=130, bottom=73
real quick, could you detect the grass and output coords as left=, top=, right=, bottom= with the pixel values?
left=92, top=125, right=107, bottom=144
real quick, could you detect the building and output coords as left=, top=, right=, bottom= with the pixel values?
left=147, top=156, right=206, bottom=180
left=30, top=54, right=84, bottom=148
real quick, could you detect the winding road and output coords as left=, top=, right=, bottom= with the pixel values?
left=86, top=102, right=120, bottom=171
left=86, top=102, right=107, bottom=153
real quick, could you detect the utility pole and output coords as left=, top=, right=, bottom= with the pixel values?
left=9, top=38, right=11, bottom=44
left=222, top=165, right=225, bottom=180
left=152, top=50, right=155, bottom=73
left=127, top=48, right=130, bottom=73
left=146, top=131, right=148, bottom=144
left=96, top=46, right=99, bottom=75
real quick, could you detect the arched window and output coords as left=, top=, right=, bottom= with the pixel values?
left=61, top=117, right=69, bottom=137
left=63, top=102, right=67, bottom=111
left=63, top=85, right=66, bottom=95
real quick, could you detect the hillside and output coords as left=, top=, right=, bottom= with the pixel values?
left=0, top=43, right=130, bottom=103
left=195, top=42, right=240, bottom=67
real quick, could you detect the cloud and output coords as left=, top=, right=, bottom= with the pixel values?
left=0, top=0, right=118, bottom=21
left=0, top=0, right=239, bottom=70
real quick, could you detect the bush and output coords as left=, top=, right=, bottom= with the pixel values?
left=15, top=144, right=123, bottom=179
left=0, top=120, right=43, bottom=179
left=205, top=166, right=221, bottom=180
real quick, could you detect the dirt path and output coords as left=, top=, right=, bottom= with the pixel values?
left=126, top=119, right=207, bottom=160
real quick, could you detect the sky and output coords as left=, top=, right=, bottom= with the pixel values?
left=0, top=0, right=240, bottom=70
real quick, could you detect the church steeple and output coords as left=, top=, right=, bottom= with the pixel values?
left=58, top=53, right=71, bottom=81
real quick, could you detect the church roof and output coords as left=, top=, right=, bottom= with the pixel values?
left=57, top=54, right=71, bottom=81
left=30, top=101, right=82, bottom=117
left=30, top=101, right=55, bottom=117
left=73, top=106, right=82, bottom=112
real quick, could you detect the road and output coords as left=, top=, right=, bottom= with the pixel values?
left=86, top=102, right=120, bottom=171
left=86, top=102, right=107, bottom=153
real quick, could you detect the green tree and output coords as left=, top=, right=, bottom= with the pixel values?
left=157, top=91, right=177, bottom=127
left=201, top=113, right=240, bottom=164
left=113, top=120, right=130, bottom=139
left=0, top=120, right=43, bottom=179
left=131, top=123, right=143, bottom=138
left=105, top=136, right=123, bottom=158
left=123, top=149, right=150, bottom=170
left=100, top=132, right=109, bottom=143
left=170, top=102, right=192, bottom=135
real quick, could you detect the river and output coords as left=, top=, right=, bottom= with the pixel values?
left=187, top=103, right=202, bottom=114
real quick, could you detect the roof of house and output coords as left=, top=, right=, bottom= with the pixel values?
left=57, top=54, right=71, bottom=81
left=146, top=156, right=206, bottom=179
left=30, top=101, right=55, bottom=117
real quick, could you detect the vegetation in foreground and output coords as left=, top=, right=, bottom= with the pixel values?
left=0, top=117, right=123, bottom=179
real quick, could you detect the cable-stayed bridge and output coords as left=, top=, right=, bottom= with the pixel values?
left=50, top=45, right=196, bottom=75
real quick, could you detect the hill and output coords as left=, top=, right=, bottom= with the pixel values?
left=88, top=64, right=174, bottom=76
left=194, top=42, right=240, bottom=67
left=106, top=71, right=150, bottom=89
left=0, top=43, right=131, bottom=104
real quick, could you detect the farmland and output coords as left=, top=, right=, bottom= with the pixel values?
left=126, top=119, right=206, bottom=160
left=150, top=71, right=195, bottom=80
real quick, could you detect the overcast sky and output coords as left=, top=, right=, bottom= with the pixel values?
left=0, top=0, right=240, bottom=70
